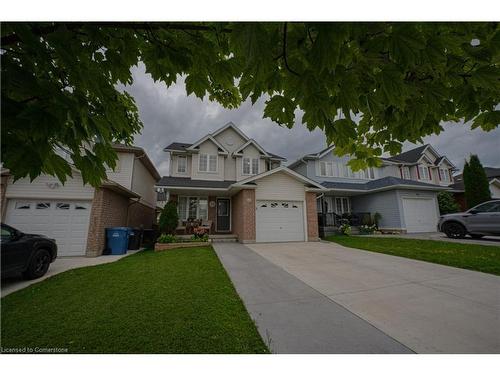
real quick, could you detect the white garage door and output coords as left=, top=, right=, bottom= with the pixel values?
left=5, top=199, right=92, bottom=256
left=402, top=197, right=439, bottom=233
left=256, top=200, right=305, bottom=242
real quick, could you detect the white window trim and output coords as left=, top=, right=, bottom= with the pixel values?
left=242, top=157, right=259, bottom=175
left=402, top=166, right=411, bottom=180
left=418, top=164, right=431, bottom=180
left=177, top=155, right=187, bottom=174
left=177, top=196, right=209, bottom=221
left=439, top=168, right=450, bottom=182
left=334, top=197, right=350, bottom=214
left=198, top=153, right=218, bottom=173
left=319, top=161, right=374, bottom=180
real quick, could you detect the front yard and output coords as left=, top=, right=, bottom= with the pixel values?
left=1, top=247, right=268, bottom=354
left=326, top=236, right=500, bottom=276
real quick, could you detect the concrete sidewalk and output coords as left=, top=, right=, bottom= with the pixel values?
left=213, top=242, right=412, bottom=354
left=1, top=250, right=141, bottom=297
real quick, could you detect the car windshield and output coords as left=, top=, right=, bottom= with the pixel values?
left=470, top=201, right=500, bottom=213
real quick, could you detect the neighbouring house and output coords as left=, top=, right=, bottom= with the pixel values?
left=156, top=122, right=325, bottom=243
left=0, top=145, right=160, bottom=257
left=289, top=144, right=450, bottom=235
left=448, top=167, right=500, bottom=210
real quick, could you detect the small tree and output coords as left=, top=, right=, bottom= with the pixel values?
left=463, top=155, right=491, bottom=208
left=159, top=201, right=179, bottom=234
left=437, top=191, right=460, bottom=214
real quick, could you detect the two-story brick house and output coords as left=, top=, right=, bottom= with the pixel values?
left=289, top=144, right=450, bottom=234
left=156, top=122, right=326, bottom=243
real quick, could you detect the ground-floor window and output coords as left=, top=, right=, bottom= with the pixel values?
left=178, top=196, right=208, bottom=221
left=335, top=197, right=350, bottom=214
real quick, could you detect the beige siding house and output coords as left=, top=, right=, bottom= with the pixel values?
left=1, top=145, right=160, bottom=257
left=157, top=122, right=325, bottom=243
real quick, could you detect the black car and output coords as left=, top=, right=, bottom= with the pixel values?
left=1, top=224, right=57, bottom=279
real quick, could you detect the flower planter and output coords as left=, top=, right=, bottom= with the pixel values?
left=154, top=241, right=209, bottom=252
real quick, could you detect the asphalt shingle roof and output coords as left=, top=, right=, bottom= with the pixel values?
left=386, top=144, right=429, bottom=163
left=320, top=176, right=444, bottom=191
left=164, top=142, right=192, bottom=152
left=157, top=177, right=236, bottom=188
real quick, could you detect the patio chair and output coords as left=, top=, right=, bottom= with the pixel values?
left=199, top=220, right=212, bottom=235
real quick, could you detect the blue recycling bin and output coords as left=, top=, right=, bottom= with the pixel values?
left=106, top=227, right=130, bottom=255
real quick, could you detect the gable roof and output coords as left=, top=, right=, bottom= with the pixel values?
left=321, top=176, right=447, bottom=192
left=186, top=134, right=229, bottom=154
left=233, top=166, right=326, bottom=190
left=210, top=121, right=250, bottom=141
left=385, top=144, right=429, bottom=163
left=163, top=122, right=285, bottom=160
left=233, top=139, right=269, bottom=157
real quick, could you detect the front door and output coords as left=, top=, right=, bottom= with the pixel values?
left=216, top=198, right=231, bottom=232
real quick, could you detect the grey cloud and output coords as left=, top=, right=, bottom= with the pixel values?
left=125, top=64, right=500, bottom=177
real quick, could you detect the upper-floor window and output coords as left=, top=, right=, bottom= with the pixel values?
left=177, top=156, right=187, bottom=173
left=199, top=154, right=217, bottom=173
left=418, top=165, right=431, bottom=180
left=402, top=166, right=411, bottom=180
left=439, top=168, right=450, bottom=182
left=243, top=157, right=259, bottom=175
left=319, top=161, right=374, bottom=179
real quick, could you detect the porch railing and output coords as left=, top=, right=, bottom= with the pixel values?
left=318, top=212, right=372, bottom=227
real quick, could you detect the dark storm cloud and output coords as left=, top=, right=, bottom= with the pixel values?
left=126, top=64, right=500, bottom=177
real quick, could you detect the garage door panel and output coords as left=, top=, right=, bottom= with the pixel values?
left=5, top=199, right=91, bottom=256
left=402, top=197, right=438, bottom=233
left=256, top=200, right=305, bottom=242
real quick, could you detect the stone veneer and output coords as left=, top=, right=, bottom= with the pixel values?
left=232, top=189, right=256, bottom=243
left=86, top=187, right=129, bottom=257
left=305, top=191, right=319, bottom=241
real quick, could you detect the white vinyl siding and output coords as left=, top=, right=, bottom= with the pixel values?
left=5, top=174, right=95, bottom=200
left=131, top=158, right=157, bottom=208
left=106, top=152, right=134, bottom=189
left=255, top=171, right=306, bottom=201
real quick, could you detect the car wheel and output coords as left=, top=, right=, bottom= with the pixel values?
left=470, top=234, right=484, bottom=239
left=443, top=222, right=466, bottom=239
left=23, top=249, right=51, bottom=280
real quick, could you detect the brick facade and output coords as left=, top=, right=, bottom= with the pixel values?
left=232, top=189, right=256, bottom=243
left=305, top=191, right=319, bottom=241
left=86, top=187, right=129, bottom=257
left=127, top=201, right=156, bottom=228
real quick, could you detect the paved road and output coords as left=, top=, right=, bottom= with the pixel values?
left=214, top=242, right=412, bottom=354
left=214, top=242, right=500, bottom=354
left=1, top=250, right=140, bottom=297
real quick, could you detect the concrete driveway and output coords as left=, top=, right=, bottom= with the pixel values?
left=215, top=242, right=500, bottom=353
left=1, top=250, right=140, bottom=297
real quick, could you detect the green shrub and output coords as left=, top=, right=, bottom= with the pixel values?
left=373, top=212, right=382, bottom=228
left=359, top=224, right=377, bottom=235
left=437, top=191, right=460, bottom=214
left=339, top=223, right=351, bottom=235
left=159, top=201, right=179, bottom=234
left=463, top=154, right=491, bottom=208
left=157, top=234, right=178, bottom=243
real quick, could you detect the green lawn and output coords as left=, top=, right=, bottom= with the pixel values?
left=1, top=247, right=269, bottom=354
left=326, top=236, right=500, bottom=276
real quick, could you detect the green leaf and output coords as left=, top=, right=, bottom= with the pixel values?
left=185, top=73, right=209, bottom=99
left=263, top=95, right=295, bottom=128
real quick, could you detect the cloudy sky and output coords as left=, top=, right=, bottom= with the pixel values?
left=126, top=64, right=500, bottom=177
